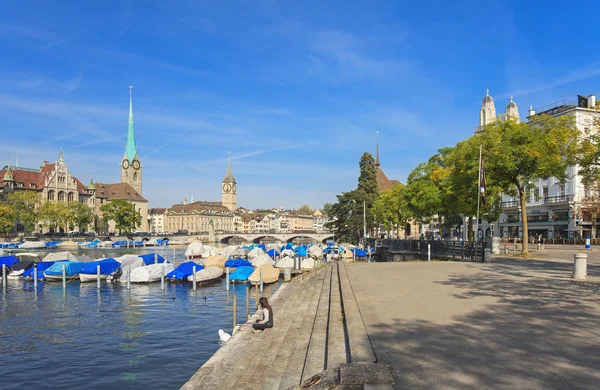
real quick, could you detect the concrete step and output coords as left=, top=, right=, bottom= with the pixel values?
left=327, top=262, right=348, bottom=369
left=338, top=261, right=376, bottom=363
left=238, top=274, right=318, bottom=390
left=297, top=264, right=333, bottom=384
left=273, top=266, right=329, bottom=390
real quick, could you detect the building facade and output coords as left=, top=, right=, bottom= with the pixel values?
left=121, top=87, right=143, bottom=195
left=221, top=156, right=237, bottom=211
left=149, top=208, right=167, bottom=233
left=497, top=94, right=600, bottom=240
left=312, top=210, right=330, bottom=232
left=164, top=201, right=234, bottom=233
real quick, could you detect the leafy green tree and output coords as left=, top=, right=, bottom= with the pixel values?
left=322, top=203, right=333, bottom=216
left=297, top=204, right=313, bottom=215
left=100, top=200, right=142, bottom=234
left=480, top=116, right=578, bottom=254
left=371, top=184, right=410, bottom=237
left=0, top=202, right=14, bottom=234
left=403, top=160, right=443, bottom=223
left=38, top=202, right=65, bottom=232
left=326, top=152, right=379, bottom=242
left=6, top=191, right=41, bottom=232
left=69, top=202, right=94, bottom=232
left=576, top=117, right=600, bottom=185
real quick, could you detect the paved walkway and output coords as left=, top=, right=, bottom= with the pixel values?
left=181, top=262, right=379, bottom=390
left=346, top=258, right=600, bottom=389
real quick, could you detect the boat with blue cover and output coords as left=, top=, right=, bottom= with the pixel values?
left=139, top=253, right=166, bottom=265
left=23, top=261, right=55, bottom=280
left=79, top=258, right=122, bottom=282
left=0, top=255, right=19, bottom=269
left=229, top=266, right=254, bottom=283
left=224, top=258, right=252, bottom=270
left=43, top=261, right=85, bottom=282
left=167, top=261, right=204, bottom=282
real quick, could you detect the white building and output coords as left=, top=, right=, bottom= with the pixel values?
left=149, top=208, right=166, bottom=234
left=497, top=93, right=600, bottom=240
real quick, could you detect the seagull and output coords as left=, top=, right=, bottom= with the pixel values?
left=218, top=326, right=241, bottom=342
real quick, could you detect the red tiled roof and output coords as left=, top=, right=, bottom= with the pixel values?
left=95, top=182, right=147, bottom=202
left=376, top=167, right=402, bottom=192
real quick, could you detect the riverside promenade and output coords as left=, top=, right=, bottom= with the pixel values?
left=182, top=257, right=600, bottom=390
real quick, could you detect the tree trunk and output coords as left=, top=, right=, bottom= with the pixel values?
left=520, top=189, right=529, bottom=254
left=468, top=217, right=473, bottom=242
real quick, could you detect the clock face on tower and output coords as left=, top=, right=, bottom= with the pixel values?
left=223, top=183, right=231, bottom=193
left=132, top=160, right=140, bottom=170
left=232, top=183, right=237, bottom=194
left=122, top=160, right=130, bottom=169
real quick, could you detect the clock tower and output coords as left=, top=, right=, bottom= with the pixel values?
left=221, top=154, right=236, bottom=211
left=121, top=86, right=143, bottom=195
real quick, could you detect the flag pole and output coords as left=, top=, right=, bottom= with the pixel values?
left=476, top=144, right=482, bottom=242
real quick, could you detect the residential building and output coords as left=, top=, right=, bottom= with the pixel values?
left=312, top=210, right=330, bottom=232
left=289, top=211, right=313, bottom=231
left=164, top=200, right=234, bottom=233
left=149, top=208, right=167, bottom=233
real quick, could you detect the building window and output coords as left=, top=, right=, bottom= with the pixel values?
left=542, top=187, right=548, bottom=199
left=48, top=190, right=55, bottom=201
left=67, top=192, right=74, bottom=202
left=559, top=184, right=566, bottom=197
left=134, top=172, right=138, bottom=182
left=58, top=191, right=65, bottom=201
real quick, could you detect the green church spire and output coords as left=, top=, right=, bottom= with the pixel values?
left=125, top=86, right=137, bottom=163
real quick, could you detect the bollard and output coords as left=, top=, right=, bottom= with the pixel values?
left=154, top=253, right=158, bottom=264
left=484, top=248, right=491, bottom=263
left=226, top=267, right=230, bottom=291
left=97, top=265, right=101, bottom=289
left=173, top=248, right=176, bottom=260
left=284, top=268, right=291, bottom=282
left=427, top=244, right=431, bottom=262
left=161, top=265, right=165, bottom=290
left=127, top=266, right=131, bottom=290
left=573, top=253, right=587, bottom=280
left=246, top=285, right=250, bottom=321
left=504, top=244, right=508, bottom=255
left=62, top=264, right=66, bottom=289
left=233, top=294, right=237, bottom=333
left=513, top=243, right=517, bottom=255
left=127, top=240, right=130, bottom=249
left=537, top=242, right=541, bottom=251
left=192, top=265, right=197, bottom=291
left=2, top=265, right=6, bottom=293
left=255, top=283, right=259, bottom=309
left=33, top=264, right=38, bottom=289
left=259, top=267, right=263, bottom=296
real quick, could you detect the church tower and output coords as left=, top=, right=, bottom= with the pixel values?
left=221, top=153, right=237, bottom=211
left=121, top=86, right=142, bottom=195
left=475, top=88, right=497, bottom=134
left=505, top=95, right=520, bottom=123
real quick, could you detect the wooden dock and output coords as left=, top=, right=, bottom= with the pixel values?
left=181, top=261, right=382, bottom=390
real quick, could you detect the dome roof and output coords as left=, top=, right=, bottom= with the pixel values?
left=506, top=95, right=518, bottom=110
left=482, top=88, right=494, bottom=105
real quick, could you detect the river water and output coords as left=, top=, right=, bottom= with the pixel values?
left=0, top=247, right=282, bottom=389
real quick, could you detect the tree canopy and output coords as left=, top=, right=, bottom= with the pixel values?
left=100, top=200, right=142, bottom=234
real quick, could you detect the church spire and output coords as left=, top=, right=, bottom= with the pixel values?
left=375, top=131, right=380, bottom=167
left=125, top=86, right=137, bottom=163
left=223, top=152, right=236, bottom=183
left=3, top=154, right=13, bottom=182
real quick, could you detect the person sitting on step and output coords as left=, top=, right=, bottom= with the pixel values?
left=252, top=297, right=274, bottom=333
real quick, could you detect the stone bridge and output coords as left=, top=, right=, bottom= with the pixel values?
left=217, top=232, right=334, bottom=244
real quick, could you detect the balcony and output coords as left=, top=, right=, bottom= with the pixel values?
left=500, top=195, right=574, bottom=209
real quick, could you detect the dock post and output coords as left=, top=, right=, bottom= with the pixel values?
left=259, top=268, right=263, bottom=296
left=246, top=285, right=250, bottom=321
left=428, top=244, right=431, bottom=262
left=161, top=265, right=165, bottom=290
left=127, top=266, right=131, bottom=290
left=192, top=265, right=197, bottom=291
left=97, top=265, right=101, bottom=289
left=127, top=240, right=130, bottom=249
left=226, top=267, right=230, bottom=291
left=255, top=283, right=259, bottom=309
left=154, top=253, right=158, bottom=264
left=2, top=265, right=6, bottom=293
left=173, top=248, right=175, bottom=260
left=62, top=264, right=66, bottom=289
left=233, top=294, right=237, bottom=333
left=33, top=264, right=38, bottom=289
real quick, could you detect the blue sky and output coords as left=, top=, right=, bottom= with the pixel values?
left=1, top=1, right=599, bottom=210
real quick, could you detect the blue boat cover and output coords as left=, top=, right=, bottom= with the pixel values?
left=229, top=266, right=254, bottom=282
left=267, top=249, right=279, bottom=257
left=0, top=256, right=19, bottom=268
left=139, top=253, right=166, bottom=265
left=224, top=259, right=252, bottom=268
left=167, top=261, right=204, bottom=280
left=23, top=262, right=54, bottom=279
left=80, top=258, right=121, bottom=275
left=352, top=249, right=367, bottom=257
left=281, top=244, right=294, bottom=251
left=45, top=261, right=85, bottom=276
left=295, top=246, right=307, bottom=256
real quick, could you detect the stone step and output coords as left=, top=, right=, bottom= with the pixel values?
left=273, top=266, right=329, bottom=390
left=327, top=262, right=348, bottom=369
left=190, top=277, right=305, bottom=390
left=232, top=272, right=322, bottom=389
left=297, top=264, right=333, bottom=385
left=237, top=273, right=319, bottom=390
left=338, top=261, right=376, bottom=363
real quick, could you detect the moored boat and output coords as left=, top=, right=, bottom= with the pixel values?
left=43, top=261, right=85, bottom=282
left=248, top=264, right=279, bottom=285
left=79, top=258, right=122, bottom=282
left=187, top=266, right=224, bottom=286
left=229, top=266, right=254, bottom=283
left=129, top=263, right=175, bottom=283
left=167, top=261, right=204, bottom=282
left=7, top=260, right=35, bottom=279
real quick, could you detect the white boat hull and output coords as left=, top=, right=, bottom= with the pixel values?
left=44, top=273, right=79, bottom=282
left=79, top=273, right=109, bottom=282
